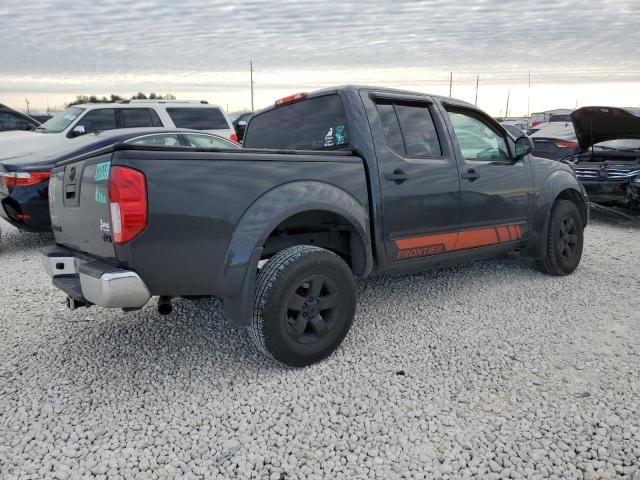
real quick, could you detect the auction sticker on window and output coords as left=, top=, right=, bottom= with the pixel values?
left=95, top=161, right=111, bottom=182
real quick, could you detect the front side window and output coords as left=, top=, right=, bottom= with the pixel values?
left=120, top=108, right=162, bottom=128
left=184, top=133, right=237, bottom=149
left=78, top=109, right=117, bottom=133
left=447, top=110, right=509, bottom=161
left=166, top=108, right=229, bottom=130
left=243, top=94, right=350, bottom=150
left=37, top=106, right=85, bottom=133
left=127, top=134, right=181, bottom=147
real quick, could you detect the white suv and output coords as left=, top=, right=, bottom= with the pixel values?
left=0, top=100, right=237, bottom=158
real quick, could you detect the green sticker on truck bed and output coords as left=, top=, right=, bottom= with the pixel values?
left=95, top=161, right=111, bottom=182
left=95, top=187, right=107, bottom=204
left=335, top=125, right=346, bottom=145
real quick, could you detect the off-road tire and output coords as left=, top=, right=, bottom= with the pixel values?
left=248, top=245, right=357, bottom=367
left=539, top=199, right=584, bottom=275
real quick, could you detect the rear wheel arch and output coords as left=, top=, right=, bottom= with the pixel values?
left=261, top=209, right=369, bottom=277
left=222, top=181, right=372, bottom=326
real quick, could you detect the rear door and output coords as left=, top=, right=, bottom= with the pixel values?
left=441, top=105, right=533, bottom=245
left=49, top=153, right=116, bottom=258
left=364, top=92, right=462, bottom=262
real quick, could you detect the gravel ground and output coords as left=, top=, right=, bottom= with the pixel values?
left=0, top=216, right=639, bottom=480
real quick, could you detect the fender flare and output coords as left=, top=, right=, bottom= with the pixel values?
left=523, top=169, right=589, bottom=259
left=222, top=181, right=372, bottom=326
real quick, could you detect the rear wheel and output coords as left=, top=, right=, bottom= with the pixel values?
left=249, top=245, right=356, bottom=367
left=539, top=200, right=584, bottom=275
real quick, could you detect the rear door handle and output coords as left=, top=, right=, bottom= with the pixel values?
left=461, top=169, right=480, bottom=181
left=385, top=170, right=409, bottom=184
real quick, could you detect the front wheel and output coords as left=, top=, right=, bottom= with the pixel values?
left=538, top=199, right=584, bottom=276
left=248, top=245, right=357, bottom=367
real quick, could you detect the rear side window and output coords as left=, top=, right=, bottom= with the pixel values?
left=166, top=108, right=229, bottom=130
left=243, top=94, right=350, bottom=150
left=79, top=109, right=116, bottom=133
left=0, top=111, right=34, bottom=131
left=549, top=114, right=571, bottom=123
left=375, top=100, right=442, bottom=157
left=120, top=108, right=162, bottom=128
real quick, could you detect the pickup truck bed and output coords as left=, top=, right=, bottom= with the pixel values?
left=41, top=85, right=589, bottom=367
left=49, top=146, right=369, bottom=297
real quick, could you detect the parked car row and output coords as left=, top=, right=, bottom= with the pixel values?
left=498, top=106, right=640, bottom=209
left=0, top=128, right=239, bottom=232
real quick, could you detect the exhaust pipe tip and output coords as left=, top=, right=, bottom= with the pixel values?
left=66, top=296, right=88, bottom=310
left=157, top=296, right=173, bottom=315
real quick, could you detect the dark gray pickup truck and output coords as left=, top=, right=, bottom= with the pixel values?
left=41, top=86, right=589, bottom=366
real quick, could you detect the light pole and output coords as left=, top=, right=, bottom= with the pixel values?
left=250, top=60, right=254, bottom=111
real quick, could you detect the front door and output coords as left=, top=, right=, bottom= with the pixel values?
left=442, top=106, right=534, bottom=246
left=364, top=93, right=462, bottom=263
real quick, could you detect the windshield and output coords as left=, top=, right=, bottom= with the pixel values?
left=36, top=107, right=85, bottom=133
left=594, top=139, right=640, bottom=150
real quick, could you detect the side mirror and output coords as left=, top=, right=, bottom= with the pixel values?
left=71, top=125, right=86, bottom=137
left=514, top=136, right=533, bottom=159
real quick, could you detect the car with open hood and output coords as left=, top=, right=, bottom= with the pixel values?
left=565, top=106, right=640, bottom=208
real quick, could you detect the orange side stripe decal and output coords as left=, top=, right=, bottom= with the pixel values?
left=395, top=232, right=458, bottom=251
left=393, top=223, right=524, bottom=259
left=455, top=227, right=499, bottom=250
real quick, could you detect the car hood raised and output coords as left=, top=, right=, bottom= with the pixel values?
left=571, top=106, right=640, bottom=150
left=0, top=130, right=65, bottom=160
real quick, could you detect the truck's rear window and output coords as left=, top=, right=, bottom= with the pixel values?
left=243, top=94, right=350, bottom=150
left=166, top=108, right=229, bottom=130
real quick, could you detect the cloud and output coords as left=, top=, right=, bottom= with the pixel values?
left=1, top=0, right=639, bottom=78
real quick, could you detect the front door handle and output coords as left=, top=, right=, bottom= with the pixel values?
left=461, top=169, right=480, bottom=181
left=385, top=169, right=409, bottom=184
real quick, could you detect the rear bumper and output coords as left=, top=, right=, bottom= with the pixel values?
left=0, top=183, right=52, bottom=233
left=40, top=245, right=151, bottom=308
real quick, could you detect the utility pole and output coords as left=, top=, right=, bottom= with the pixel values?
left=474, top=75, right=479, bottom=106
left=250, top=60, right=254, bottom=111
left=25, top=98, right=30, bottom=115
left=527, top=70, right=531, bottom=118
left=448, top=72, right=452, bottom=97
left=505, top=90, right=510, bottom=118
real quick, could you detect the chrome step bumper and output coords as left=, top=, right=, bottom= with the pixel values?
left=40, top=246, right=151, bottom=309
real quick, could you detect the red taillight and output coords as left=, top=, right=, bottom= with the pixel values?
left=554, top=140, right=577, bottom=149
left=1, top=171, right=50, bottom=187
left=230, top=133, right=238, bottom=142
left=108, top=166, right=147, bottom=244
left=275, top=92, right=307, bottom=106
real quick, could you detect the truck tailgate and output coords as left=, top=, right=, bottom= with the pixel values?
left=49, top=152, right=116, bottom=259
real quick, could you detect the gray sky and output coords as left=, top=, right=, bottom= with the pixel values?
left=1, top=0, right=639, bottom=114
